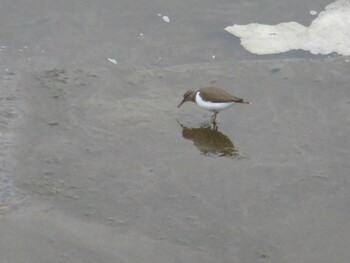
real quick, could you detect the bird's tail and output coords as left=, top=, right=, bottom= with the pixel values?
left=237, top=99, right=251, bottom=104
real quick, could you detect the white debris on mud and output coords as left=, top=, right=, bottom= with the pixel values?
left=225, top=0, right=350, bottom=56
left=107, top=58, right=118, bottom=65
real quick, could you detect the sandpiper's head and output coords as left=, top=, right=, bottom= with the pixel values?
left=177, top=90, right=196, bottom=108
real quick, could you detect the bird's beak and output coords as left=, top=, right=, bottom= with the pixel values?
left=177, top=99, right=185, bottom=108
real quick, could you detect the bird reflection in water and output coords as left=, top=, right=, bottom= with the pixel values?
left=178, top=121, right=243, bottom=158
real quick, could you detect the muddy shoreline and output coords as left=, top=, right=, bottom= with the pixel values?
left=1, top=0, right=350, bottom=262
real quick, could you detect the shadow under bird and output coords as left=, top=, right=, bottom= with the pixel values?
left=178, top=86, right=250, bottom=122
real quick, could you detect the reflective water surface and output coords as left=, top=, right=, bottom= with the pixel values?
left=178, top=120, right=242, bottom=158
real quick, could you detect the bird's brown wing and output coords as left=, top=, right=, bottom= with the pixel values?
left=199, top=86, right=244, bottom=103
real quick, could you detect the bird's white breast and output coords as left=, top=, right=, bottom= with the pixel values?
left=195, top=92, right=235, bottom=112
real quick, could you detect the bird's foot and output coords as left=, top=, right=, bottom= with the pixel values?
left=211, top=112, right=218, bottom=123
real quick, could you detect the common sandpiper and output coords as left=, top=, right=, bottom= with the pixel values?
left=177, top=86, right=250, bottom=122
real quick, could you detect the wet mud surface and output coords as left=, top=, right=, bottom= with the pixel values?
left=1, top=0, right=350, bottom=262
left=0, top=71, right=21, bottom=213
left=1, top=59, right=348, bottom=263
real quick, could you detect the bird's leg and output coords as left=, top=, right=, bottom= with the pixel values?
left=211, top=112, right=218, bottom=123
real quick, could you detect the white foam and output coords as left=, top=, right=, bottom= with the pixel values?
left=309, top=10, right=318, bottom=15
left=162, top=15, right=170, bottom=23
left=225, top=0, right=350, bottom=56
left=107, top=58, right=118, bottom=64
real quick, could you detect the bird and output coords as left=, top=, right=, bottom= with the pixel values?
left=177, top=86, right=250, bottom=123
